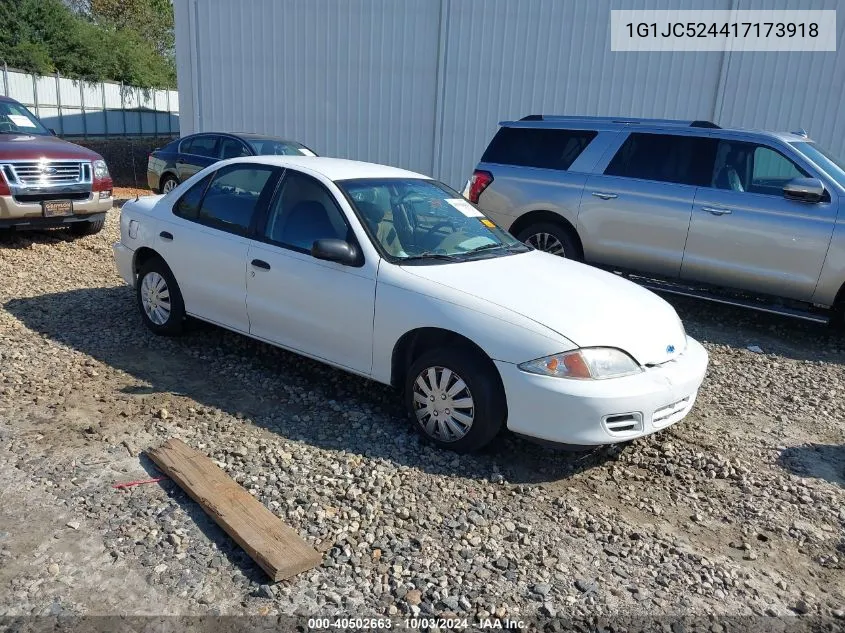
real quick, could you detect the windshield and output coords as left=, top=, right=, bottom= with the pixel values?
left=337, top=178, right=526, bottom=263
left=0, top=101, right=50, bottom=135
left=247, top=138, right=317, bottom=156
left=793, top=142, right=845, bottom=189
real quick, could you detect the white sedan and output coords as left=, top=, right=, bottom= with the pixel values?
left=113, top=156, right=708, bottom=452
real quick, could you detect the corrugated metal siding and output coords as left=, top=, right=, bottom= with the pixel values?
left=717, top=0, right=845, bottom=157
left=180, top=0, right=440, bottom=176
left=176, top=0, right=844, bottom=188
left=436, top=0, right=730, bottom=186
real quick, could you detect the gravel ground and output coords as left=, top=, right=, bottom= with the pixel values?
left=0, top=209, right=843, bottom=625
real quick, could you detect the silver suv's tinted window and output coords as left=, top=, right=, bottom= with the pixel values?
left=481, top=127, right=597, bottom=170
left=605, top=133, right=716, bottom=186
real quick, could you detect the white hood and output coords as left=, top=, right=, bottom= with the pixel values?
left=400, top=251, right=687, bottom=366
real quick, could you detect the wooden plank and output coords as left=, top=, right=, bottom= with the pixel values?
left=147, top=438, right=321, bottom=581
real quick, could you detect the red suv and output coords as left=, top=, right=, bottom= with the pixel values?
left=0, top=95, right=113, bottom=235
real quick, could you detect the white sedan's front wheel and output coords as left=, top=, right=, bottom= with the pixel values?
left=405, top=348, right=506, bottom=453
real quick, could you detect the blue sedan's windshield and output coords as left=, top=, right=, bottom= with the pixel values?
left=337, top=178, right=525, bottom=262
left=793, top=142, right=845, bottom=189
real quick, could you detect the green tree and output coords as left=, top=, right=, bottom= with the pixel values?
left=0, top=0, right=175, bottom=88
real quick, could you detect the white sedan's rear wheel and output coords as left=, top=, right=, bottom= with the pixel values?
left=136, top=257, right=185, bottom=335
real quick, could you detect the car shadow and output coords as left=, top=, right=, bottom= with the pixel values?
left=0, top=225, right=81, bottom=248
left=4, top=286, right=626, bottom=485
left=777, top=443, right=845, bottom=487
left=664, top=294, right=845, bottom=366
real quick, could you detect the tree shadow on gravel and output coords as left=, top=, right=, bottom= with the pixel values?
left=777, top=443, right=845, bottom=487
left=663, top=295, right=845, bottom=366
left=4, top=287, right=625, bottom=485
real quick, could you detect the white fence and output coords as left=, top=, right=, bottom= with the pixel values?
left=1, top=65, right=180, bottom=138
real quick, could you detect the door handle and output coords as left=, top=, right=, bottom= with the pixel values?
left=251, top=259, right=271, bottom=270
left=159, top=231, right=173, bottom=241
left=591, top=191, right=618, bottom=200
left=701, top=206, right=732, bottom=216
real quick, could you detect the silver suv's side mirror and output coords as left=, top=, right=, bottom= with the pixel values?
left=783, top=177, right=825, bottom=203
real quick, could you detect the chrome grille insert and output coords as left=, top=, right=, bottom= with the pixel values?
left=1, top=160, right=90, bottom=186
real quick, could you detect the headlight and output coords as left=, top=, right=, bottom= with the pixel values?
left=518, top=348, right=642, bottom=380
left=93, top=159, right=110, bottom=179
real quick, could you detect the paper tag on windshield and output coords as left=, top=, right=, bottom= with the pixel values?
left=446, top=198, right=483, bottom=217
left=8, top=115, right=36, bottom=128
left=299, top=148, right=317, bottom=157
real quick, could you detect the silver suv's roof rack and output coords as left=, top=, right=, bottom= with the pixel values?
left=516, top=115, right=721, bottom=129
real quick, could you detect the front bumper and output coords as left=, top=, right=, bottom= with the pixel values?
left=113, top=242, right=136, bottom=287
left=498, top=336, right=709, bottom=445
left=0, top=194, right=113, bottom=228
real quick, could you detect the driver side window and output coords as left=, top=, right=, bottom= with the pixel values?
left=264, top=170, right=350, bottom=252
left=711, top=140, right=807, bottom=195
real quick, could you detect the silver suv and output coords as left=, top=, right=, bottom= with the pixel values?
left=466, top=115, right=845, bottom=324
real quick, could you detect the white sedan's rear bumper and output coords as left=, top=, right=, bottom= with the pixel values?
left=498, top=337, right=708, bottom=445
left=113, top=242, right=135, bottom=287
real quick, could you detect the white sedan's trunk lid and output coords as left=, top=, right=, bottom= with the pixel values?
left=400, top=250, right=687, bottom=366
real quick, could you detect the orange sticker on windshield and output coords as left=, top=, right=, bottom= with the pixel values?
left=480, top=218, right=496, bottom=228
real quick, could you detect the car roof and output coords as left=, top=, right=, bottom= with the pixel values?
left=501, top=115, right=814, bottom=143
left=219, top=155, right=432, bottom=181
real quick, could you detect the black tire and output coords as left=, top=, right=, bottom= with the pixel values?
left=516, top=221, right=582, bottom=261
left=68, top=217, right=105, bottom=236
left=404, top=347, right=506, bottom=453
left=160, top=174, right=179, bottom=195
left=136, top=256, right=185, bottom=335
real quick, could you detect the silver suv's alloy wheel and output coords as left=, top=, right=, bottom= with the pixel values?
left=140, top=271, right=172, bottom=325
left=526, top=232, right=565, bottom=256
left=162, top=179, right=177, bottom=194
left=412, top=366, right=475, bottom=442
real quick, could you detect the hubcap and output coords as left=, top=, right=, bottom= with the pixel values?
left=140, top=271, right=172, bottom=325
left=162, top=179, right=177, bottom=194
left=526, top=232, right=565, bottom=256
left=412, top=366, right=475, bottom=442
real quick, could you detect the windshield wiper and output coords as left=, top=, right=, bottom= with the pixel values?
left=399, top=251, right=463, bottom=263
left=462, top=242, right=526, bottom=256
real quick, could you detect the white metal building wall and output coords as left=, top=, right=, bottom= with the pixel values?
left=176, top=0, right=845, bottom=189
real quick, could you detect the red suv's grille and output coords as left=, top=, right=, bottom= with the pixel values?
left=3, top=161, right=88, bottom=186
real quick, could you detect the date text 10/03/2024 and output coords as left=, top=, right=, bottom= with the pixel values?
left=306, top=617, right=527, bottom=629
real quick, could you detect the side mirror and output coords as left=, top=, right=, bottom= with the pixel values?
left=784, top=177, right=825, bottom=203
left=48, top=128, right=57, bottom=136
left=311, top=238, right=361, bottom=266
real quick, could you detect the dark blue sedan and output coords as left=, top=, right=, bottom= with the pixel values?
left=147, top=132, right=317, bottom=193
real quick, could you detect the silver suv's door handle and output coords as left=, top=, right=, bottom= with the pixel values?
left=592, top=191, right=618, bottom=200
left=701, top=206, right=732, bottom=216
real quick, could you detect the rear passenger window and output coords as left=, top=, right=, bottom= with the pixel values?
left=184, top=135, right=218, bottom=157
left=481, top=127, right=597, bottom=170
left=604, top=133, right=716, bottom=186
left=173, top=174, right=212, bottom=219
left=198, top=165, right=277, bottom=235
